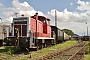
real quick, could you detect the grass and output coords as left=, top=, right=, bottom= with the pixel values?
left=31, top=40, right=77, bottom=57
left=84, top=41, right=90, bottom=60
left=50, top=40, right=77, bottom=49
left=84, top=53, right=90, bottom=60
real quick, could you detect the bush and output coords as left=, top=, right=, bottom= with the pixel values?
left=7, top=48, right=15, bottom=55
left=4, top=46, right=20, bottom=55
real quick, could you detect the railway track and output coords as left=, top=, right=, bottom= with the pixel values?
left=31, top=42, right=87, bottom=60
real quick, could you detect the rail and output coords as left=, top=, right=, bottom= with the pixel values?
left=68, top=42, right=87, bottom=60
left=30, top=42, right=87, bottom=60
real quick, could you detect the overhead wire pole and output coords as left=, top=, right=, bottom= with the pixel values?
left=55, top=10, right=57, bottom=27
left=55, top=10, right=58, bottom=43
left=86, top=22, right=88, bottom=36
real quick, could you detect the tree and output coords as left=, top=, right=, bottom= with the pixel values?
left=62, top=29, right=74, bottom=36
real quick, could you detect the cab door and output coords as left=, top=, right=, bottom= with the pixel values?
left=14, top=21, right=27, bottom=36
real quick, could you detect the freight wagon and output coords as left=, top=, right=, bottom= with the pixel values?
left=64, top=32, right=69, bottom=41
left=51, top=26, right=64, bottom=44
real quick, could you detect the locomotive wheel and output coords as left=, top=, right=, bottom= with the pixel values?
left=20, top=38, right=28, bottom=44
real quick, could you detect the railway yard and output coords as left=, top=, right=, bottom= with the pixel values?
left=0, top=40, right=89, bottom=60
left=0, top=13, right=90, bottom=60
left=1, top=0, right=90, bottom=60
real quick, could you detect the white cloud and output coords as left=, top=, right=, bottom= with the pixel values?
left=47, top=8, right=89, bottom=23
left=77, top=0, right=90, bottom=11
left=0, top=0, right=90, bottom=35
left=20, top=2, right=30, bottom=7
left=12, top=0, right=34, bottom=11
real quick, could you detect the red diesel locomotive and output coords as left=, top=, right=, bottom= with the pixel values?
left=4, top=13, right=55, bottom=49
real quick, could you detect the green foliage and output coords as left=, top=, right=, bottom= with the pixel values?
left=83, top=41, right=90, bottom=60
left=0, top=46, right=20, bottom=55
left=62, top=29, right=74, bottom=36
left=0, top=53, right=2, bottom=56
left=17, top=58, right=28, bottom=60
left=7, top=48, right=15, bottom=55
left=88, top=42, right=90, bottom=53
left=50, top=40, right=77, bottom=49
left=32, top=40, right=77, bottom=57
left=84, top=53, right=90, bottom=60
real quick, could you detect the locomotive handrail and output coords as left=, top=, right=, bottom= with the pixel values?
left=15, top=28, right=20, bottom=47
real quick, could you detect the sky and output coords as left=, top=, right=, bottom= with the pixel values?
left=0, top=0, right=90, bottom=36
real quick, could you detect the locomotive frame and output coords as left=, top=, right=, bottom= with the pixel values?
left=4, top=13, right=55, bottom=49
